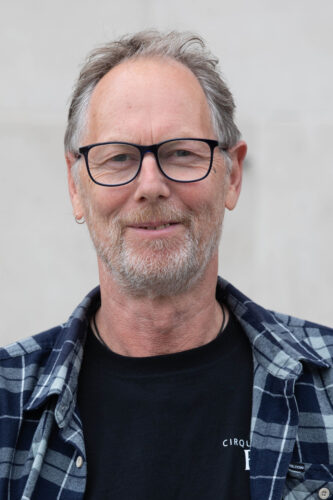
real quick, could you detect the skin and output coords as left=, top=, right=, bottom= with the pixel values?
left=66, top=57, right=247, bottom=357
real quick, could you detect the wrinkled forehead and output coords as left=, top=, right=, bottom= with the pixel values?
left=84, top=56, right=215, bottom=144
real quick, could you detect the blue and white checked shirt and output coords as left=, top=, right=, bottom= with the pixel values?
left=1, top=278, right=332, bottom=499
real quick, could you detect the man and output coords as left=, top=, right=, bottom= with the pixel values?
left=0, top=30, right=332, bottom=500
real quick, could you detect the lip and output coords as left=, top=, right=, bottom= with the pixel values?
left=126, top=221, right=182, bottom=237
left=128, top=220, right=178, bottom=229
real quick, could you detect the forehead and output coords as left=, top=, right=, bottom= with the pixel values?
left=85, top=56, right=215, bottom=143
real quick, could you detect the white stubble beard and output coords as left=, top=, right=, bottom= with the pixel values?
left=84, top=199, right=224, bottom=298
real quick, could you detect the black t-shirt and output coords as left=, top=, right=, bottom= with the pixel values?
left=77, top=308, right=253, bottom=500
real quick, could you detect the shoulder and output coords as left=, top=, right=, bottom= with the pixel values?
left=265, top=303, right=332, bottom=336
left=219, top=276, right=332, bottom=335
left=0, top=325, right=62, bottom=363
left=258, top=299, right=333, bottom=355
left=0, top=285, right=101, bottom=366
left=0, top=286, right=100, bottom=410
left=0, top=325, right=67, bottom=426
left=0, top=326, right=63, bottom=399
left=218, top=277, right=333, bottom=373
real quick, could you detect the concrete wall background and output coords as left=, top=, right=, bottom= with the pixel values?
left=1, top=0, right=332, bottom=345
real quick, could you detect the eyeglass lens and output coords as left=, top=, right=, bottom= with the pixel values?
left=86, top=139, right=212, bottom=185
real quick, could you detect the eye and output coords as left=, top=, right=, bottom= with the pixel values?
left=174, top=149, right=191, bottom=157
left=110, top=154, right=131, bottom=162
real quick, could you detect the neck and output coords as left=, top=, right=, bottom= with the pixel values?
left=94, top=255, right=227, bottom=357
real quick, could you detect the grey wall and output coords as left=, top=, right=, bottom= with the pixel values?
left=1, top=0, right=332, bottom=344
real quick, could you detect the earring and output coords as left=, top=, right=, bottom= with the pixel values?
left=75, top=215, right=85, bottom=224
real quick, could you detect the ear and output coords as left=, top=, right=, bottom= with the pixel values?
left=65, top=153, right=85, bottom=220
left=225, top=141, right=247, bottom=211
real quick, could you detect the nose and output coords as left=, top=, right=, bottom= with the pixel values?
left=133, top=152, right=171, bottom=203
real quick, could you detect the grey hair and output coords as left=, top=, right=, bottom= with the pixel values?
left=64, top=30, right=241, bottom=172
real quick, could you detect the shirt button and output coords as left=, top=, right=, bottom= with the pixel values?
left=318, top=488, right=331, bottom=499
left=76, top=455, right=83, bottom=468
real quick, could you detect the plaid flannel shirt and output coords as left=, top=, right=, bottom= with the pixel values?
left=0, top=278, right=332, bottom=500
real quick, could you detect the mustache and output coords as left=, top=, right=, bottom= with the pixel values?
left=114, top=203, right=194, bottom=227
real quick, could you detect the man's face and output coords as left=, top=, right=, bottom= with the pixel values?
left=68, top=57, right=244, bottom=297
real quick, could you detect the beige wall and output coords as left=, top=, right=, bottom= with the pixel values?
left=1, top=0, right=332, bottom=344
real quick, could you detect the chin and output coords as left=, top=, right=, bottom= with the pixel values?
left=100, top=235, right=217, bottom=298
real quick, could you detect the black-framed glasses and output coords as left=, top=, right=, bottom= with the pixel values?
left=77, top=138, right=226, bottom=187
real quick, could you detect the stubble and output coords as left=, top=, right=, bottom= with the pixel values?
left=84, top=200, right=223, bottom=298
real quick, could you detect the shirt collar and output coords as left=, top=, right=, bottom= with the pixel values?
left=24, top=287, right=100, bottom=427
left=24, top=279, right=331, bottom=424
left=219, top=277, right=331, bottom=378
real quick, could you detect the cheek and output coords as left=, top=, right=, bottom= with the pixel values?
left=81, top=184, right=132, bottom=218
left=179, top=187, right=225, bottom=238
left=187, top=178, right=225, bottom=210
